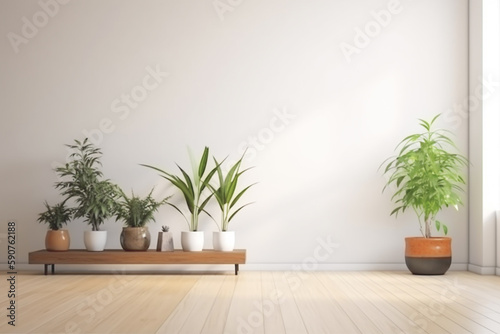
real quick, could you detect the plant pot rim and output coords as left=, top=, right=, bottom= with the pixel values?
left=405, top=236, right=451, bottom=241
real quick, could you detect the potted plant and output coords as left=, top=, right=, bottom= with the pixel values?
left=381, top=114, right=468, bottom=275
left=157, top=225, right=174, bottom=252
left=55, top=138, right=119, bottom=251
left=37, top=201, right=72, bottom=251
left=209, top=153, right=255, bottom=251
left=141, top=147, right=219, bottom=251
left=115, top=188, right=170, bottom=251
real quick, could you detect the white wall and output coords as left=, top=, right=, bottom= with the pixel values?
left=0, top=0, right=469, bottom=270
left=468, top=0, right=500, bottom=275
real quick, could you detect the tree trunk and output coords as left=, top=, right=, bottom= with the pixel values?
left=425, top=218, right=432, bottom=238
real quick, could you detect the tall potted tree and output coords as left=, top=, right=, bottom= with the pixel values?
left=209, top=153, right=255, bottom=251
left=381, top=114, right=468, bottom=275
left=115, top=188, right=170, bottom=251
left=141, top=147, right=219, bottom=251
left=37, top=201, right=72, bottom=251
left=55, top=138, right=119, bottom=251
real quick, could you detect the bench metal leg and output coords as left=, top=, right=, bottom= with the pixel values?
left=44, top=264, right=55, bottom=275
left=235, top=264, right=239, bottom=275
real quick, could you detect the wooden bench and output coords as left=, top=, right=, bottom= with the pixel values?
left=28, top=249, right=246, bottom=275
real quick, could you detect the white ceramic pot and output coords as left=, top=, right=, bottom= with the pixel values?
left=181, top=231, right=204, bottom=251
left=83, top=230, right=107, bottom=251
left=213, top=231, right=235, bottom=251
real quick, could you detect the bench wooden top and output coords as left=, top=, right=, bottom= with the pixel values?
left=29, top=249, right=246, bottom=265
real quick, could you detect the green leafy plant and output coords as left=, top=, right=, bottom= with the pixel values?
left=55, top=138, right=119, bottom=231
left=209, top=152, right=255, bottom=231
left=37, top=201, right=73, bottom=230
left=161, top=225, right=170, bottom=232
left=115, top=188, right=170, bottom=228
left=141, top=147, right=219, bottom=231
left=381, top=114, right=468, bottom=238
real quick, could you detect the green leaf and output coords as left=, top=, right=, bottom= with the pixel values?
left=230, top=183, right=256, bottom=209
left=199, top=192, right=214, bottom=212
left=380, top=114, right=468, bottom=237
left=142, top=147, right=220, bottom=231
left=198, top=147, right=209, bottom=178
left=228, top=202, right=255, bottom=223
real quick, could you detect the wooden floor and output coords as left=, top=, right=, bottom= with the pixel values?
left=1, top=270, right=500, bottom=334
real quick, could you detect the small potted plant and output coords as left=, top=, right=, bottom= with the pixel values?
left=55, top=138, right=119, bottom=251
left=209, top=152, right=255, bottom=251
left=115, top=188, right=170, bottom=251
left=157, top=225, right=174, bottom=252
left=141, top=147, right=219, bottom=251
left=37, top=201, right=72, bottom=251
left=381, top=114, right=468, bottom=275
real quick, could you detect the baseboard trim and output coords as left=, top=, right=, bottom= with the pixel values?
left=14, top=262, right=468, bottom=273
left=243, top=263, right=468, bottom=271
left=468, top=264, right=497, bottom=275
left=497, top=211, right=500, bottom=276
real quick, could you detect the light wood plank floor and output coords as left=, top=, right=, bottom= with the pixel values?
left=1, top=271, right=500, bottom=334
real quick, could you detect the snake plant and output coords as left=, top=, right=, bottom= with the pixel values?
left=209, top=152, right=255, bottom=231
left=141, top=147, right=219, bottom=231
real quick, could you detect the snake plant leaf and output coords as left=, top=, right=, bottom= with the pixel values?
left=165, top=202, right=190, bottom=228
left=142, top=147, right=219, bottom=231
left=228, top=202, right=255, bottom=223
left=200, top=161, right=221, bottom=193
left=199, top=192, right=215, bottom=212
left=208, top=151, right=255, bottom=231
left=230, top=183, right=256, bottom=209
left=225, top=178, right=238, bottom=204
left=176, top=165, right=195, bottom=206
left=198, top=146, right=209, bottom=179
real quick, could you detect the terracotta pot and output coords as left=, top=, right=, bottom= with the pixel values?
left=405, top=237, right=452, bottom=275
left=45, top=229, right=70, bottom=251
left=120, top=227, right=151, bottom=251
